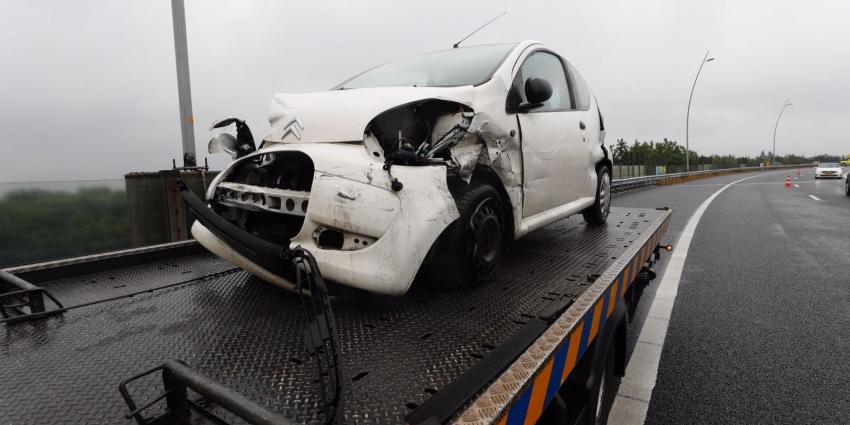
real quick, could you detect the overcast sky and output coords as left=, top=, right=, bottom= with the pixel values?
left=1, top=0, right=848, bottom=182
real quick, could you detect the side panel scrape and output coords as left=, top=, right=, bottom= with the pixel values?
left=448, top=108, right=524, bottom=238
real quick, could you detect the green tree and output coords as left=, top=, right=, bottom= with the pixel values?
left=0, top=187, right=129, bottom=267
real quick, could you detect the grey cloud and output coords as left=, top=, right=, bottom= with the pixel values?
left=1, top=0, right=848, bottom=181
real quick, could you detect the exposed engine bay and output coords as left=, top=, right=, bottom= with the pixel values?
left=366, top=100, right=474, bottom=164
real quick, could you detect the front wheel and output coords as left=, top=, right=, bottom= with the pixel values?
left=582, top=166, right=612, bottom=225
left=845, top=178, right=849, bottom=196
left=426, top=183, right=505, bottom=290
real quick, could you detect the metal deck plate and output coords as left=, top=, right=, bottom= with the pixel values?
left=0, top=208, right=665, bottom=424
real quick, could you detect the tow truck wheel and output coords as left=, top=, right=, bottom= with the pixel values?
left=583, top=165, right=612, bottom=226
left=426, top=183, right=505, bottom=290
left=587, top=341, right=618, bottom=425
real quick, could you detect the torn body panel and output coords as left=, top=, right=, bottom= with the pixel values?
left=446, top=98, right=525, bottom=238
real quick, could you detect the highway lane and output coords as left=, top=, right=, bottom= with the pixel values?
left=611, top=171, right=788, bottom=364
left=626, top=169, right=850, bottom=424
left=604, top=170, right=790, bottom=423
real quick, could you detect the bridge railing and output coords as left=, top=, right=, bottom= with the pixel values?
left=611, top=164, right=815, bottom=193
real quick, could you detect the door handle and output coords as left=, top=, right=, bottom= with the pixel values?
left=579, top=121, right=586, bottom=130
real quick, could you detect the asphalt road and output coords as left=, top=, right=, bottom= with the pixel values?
left=615, top=169, right=850, bottom=424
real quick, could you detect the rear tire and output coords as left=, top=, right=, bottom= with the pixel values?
left=586, top=342, right=618, bottom=425
left=583, top=166, right=612, bottom=226
left=845, top=178, right=849, bottom=196
left=426, top=183, right=505, bottom=290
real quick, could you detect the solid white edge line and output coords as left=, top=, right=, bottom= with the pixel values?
left=809, top=194, right=821, bottom=201
left=607, top=172, right=775, bottom=425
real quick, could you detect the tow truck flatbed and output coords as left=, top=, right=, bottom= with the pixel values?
left=1, top=207, right=670, bottom=425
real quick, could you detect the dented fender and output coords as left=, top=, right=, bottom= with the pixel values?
left=291, top=163, right=459, bottom=294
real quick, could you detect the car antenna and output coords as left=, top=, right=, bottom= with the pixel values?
left=453, top=12, right=506, bottom=48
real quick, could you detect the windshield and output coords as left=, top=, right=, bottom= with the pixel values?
left=820, top=163, right=840, bottom=167
left=334, top=43, right=517, bottom=90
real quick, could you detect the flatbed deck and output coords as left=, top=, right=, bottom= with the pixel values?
left=1, top=207, right=670, bottom=425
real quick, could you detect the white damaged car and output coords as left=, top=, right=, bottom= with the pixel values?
left=193, top=40, right=612, bottom=295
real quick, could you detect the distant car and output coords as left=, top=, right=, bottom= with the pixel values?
left=815, top=162, right=842, bottom=179
left=193, top=41, right=612, bottom=295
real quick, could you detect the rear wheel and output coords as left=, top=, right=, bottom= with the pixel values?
left=426, top=183, right=505, bottom=290
left=845, top=178, right=849, bottom=196
left=586, top=341, right=618, bottom=425
left=582, top=166, right=612, bottom=225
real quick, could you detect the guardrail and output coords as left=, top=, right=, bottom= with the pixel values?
left=611, top=164, right=815, bottom=193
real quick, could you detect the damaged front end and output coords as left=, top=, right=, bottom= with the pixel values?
left=197, top=90, right=522, bottom=295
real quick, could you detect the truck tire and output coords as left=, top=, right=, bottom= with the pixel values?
left=583, top=165, right=612, bottom=225
left=845, top=178, right=849, bottom=196
left=588, top=346, right=618, bottom=425
left=426, top=183, right=505, bottom=290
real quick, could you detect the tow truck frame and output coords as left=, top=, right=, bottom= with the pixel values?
left=0, top=191, right=670, bottom=425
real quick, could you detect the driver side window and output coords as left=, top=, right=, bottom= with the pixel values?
left=509, top=52, right=572, bottom=112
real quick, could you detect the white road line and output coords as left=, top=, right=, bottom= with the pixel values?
left=608, top=172, right=771, bottom=425
left=794, top=184, right=800, bottom=188
left=809, top=195, right=821, bottom=201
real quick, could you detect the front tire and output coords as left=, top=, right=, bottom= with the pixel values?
left=426, top=183, right=505, bottom=290
left=845, top=178, right=849, bottom=196
left=583, top=166, right=612, bottom=225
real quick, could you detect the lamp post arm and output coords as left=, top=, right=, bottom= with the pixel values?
left=772, top=101, right=790, bottom=164
left=686, top=50, right=711, bottom=173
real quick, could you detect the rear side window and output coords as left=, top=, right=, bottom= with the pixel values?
left=566, top=62, right=591, bottom=111
left=510, top=52, right=572, bottom=112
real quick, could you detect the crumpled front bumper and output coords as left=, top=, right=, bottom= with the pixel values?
left=189, top=145, right=461, bottom=295
left=178, top=181, right=297, bottom=286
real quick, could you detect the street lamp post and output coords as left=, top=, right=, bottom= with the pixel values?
left=685, top=51, right=714, bottom=173
left=171, top=0, right=197, bottom=168
left=772, top=100, right=792, bottom=165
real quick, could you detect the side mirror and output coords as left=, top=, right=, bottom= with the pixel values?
left=518, top=77, right=553, bottom=112
left=208, top=118, right=256, bottom=159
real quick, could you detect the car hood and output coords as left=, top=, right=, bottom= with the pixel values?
left=263, top=86, right=476, bottom=144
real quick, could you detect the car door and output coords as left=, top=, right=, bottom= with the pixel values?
left=510, top=51, right=585, bottom=218
left=566, top=60, right=598, bottom=198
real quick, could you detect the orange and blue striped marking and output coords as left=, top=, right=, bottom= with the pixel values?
left=499, top=217, right=669, bottom=425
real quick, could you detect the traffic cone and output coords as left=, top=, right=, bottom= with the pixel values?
left=784, top=176, right=792, bottom=188
left=796, top=168, right=801, bottom=177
